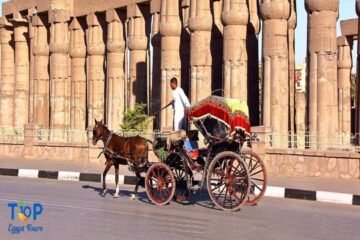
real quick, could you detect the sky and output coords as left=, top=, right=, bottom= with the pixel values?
left=0, top=0, right=358, bottom=70
left=293, top=0, right=358, bottom=67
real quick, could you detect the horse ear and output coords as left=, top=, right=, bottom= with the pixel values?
left=95, top=119, right=98, bottom=124
left=100, top=119, right=103, bottom=123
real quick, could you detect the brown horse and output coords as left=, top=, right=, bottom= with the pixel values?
left=92, top=119, right=150, bottom=199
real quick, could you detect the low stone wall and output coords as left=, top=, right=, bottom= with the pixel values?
left=0, top=141, right=92, bottom=163
left=0, top=142, right=24, bottom=158
left=0, top=141, right=157, bottom=164
left=265, top=148, right=360, bottom=179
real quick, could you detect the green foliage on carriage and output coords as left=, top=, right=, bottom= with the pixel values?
left=120, top=103, right=152, bottom=131
left=155, top=147, right=168, bottom=163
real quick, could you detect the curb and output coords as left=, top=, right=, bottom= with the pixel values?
left=0, top=167, right=359, bottom=206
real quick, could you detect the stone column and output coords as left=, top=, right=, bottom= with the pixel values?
left=86, top=13, right=105, bottom=124
left=295, top=92, right=306, bottom=148
left=356, top=0, right=360, bottom=136
left=28, top=9, right=36, bottom=124
left=69, top=18, right=86, bottom=130
left=222, top=0, right=248, bottom=101
left=151, top=2, right=161, bottom=129
left=337, top=36, right=352, bottom=136
left=306, top=0, right=339, bottom=149
left=106, top=9, right=126, bottom=130
left=32, top=15, right=50, bottom=128
left=288, top=0, right=296, bottom=143
left=12, top=13, right=29, bottom=129
left=260, top=0, right=290, bottom=147
left=189, top=0, right=213, bottom=102
left=49, top=10, right=70, bottom=130
left=247, top=0, right=261, bottom=126
left=0, top=17, right=15, bottom=127
left=160, top=0, right=182, bottom=129
left=127, top=4, right=148, bottom=107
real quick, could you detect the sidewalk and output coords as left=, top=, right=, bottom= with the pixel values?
left=0, top=157, right=359, bottom=205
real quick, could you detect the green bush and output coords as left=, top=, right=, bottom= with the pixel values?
left=120, top=103, right=152, bottom=131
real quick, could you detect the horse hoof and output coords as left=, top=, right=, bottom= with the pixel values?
left=113, top=194, right=119, bottom=199
left=101, top=190, right=107, bottom=197
left=130, top=194, right=136, bottom=200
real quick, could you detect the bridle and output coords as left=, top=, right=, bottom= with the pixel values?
left=93, top=124, right=112, bottom=144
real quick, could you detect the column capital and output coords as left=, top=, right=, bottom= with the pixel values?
left=69, top=17, right=82, bottom=30
left=86, top=12, right=104, bottom=27
left=0, top=17, right=13, bottom=28
left=260, top=0, right=290, bottom=21
left=48, top=9, right=71, bottom=23
left=305, top=0, right=339, bottom=13
left=188, top=0, right=213, bottom=32
left=69, top=18, right=86, bottom=58
left=106, top=9, right=121, bottom=23
left=31, top=15, right=47, bottom=27
left=49, top=22, right=69, bottom=54
left=337, top=36, right=352, bottom=70
left=107, top=12, right=126, bottom=53
left=248, top=0, right=261, bottom=34
left=222, top=0, right=249, bottom=26
left=86, top=13, right=105, bottom=56
left=160, top=0, right=182, bottom=37
left=288, top=0, right=297, bottom=30
left=127, top=4, right=143, bottom=18
left=11, top=12, right=28, bottom=24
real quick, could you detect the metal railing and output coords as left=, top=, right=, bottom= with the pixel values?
left=35, top=129, right=88, bottom=144
left=0, top=127, right=24, bottom=143
left=265, top=132, right=360, bottom=151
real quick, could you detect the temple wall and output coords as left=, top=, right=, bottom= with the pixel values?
left=0, top=0, right=359, bottom=180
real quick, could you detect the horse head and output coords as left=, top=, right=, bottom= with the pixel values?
left=92, top=119, right=107, bottom=145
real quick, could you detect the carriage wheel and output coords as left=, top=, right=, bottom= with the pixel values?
left=241, top=150, right=267, bottom=206
left=145, top=163, right=176, bottom=206
left=166, top=153, right=191, bottom=202
left=207, top=151, right=250, bottom=211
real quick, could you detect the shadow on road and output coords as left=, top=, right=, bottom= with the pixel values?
left=81, top=184, right=230, bottom=211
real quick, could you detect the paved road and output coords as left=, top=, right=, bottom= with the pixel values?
left=0, top=176, right=359, bottom=240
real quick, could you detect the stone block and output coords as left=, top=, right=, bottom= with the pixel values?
left=127, top=4, right=142, bottom=18
left=337, top=158, right=349, bottom=174
left=349, top=159, right=360, bottom=178
left=150, top=0, right=161, bottom=14
left=327, top=158, right=337, bottom=171
left=48, top=9, right=70, bottom=23
left=305, top=156, right=320, bottom=177
left=86, top=13, right=101, bottom=26
left=106, top=9, right=122, bottom=22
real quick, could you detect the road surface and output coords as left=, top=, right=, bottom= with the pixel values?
left=0, top=176, right=359, bottom=240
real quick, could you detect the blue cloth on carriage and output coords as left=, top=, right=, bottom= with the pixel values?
left=184, top=139, right=198, bottom=152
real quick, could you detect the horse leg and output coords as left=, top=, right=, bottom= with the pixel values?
left=113, top=163, right=120, bottom=198
left=102, top=160, right=112, bottom=196
left=131, top=170, right=141, bottom=200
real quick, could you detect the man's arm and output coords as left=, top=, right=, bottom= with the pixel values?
left=179, top=88, right=190, bottom=107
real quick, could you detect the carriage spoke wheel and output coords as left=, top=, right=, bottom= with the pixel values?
left=207, top=151, right=250, bottom=211
left=241, top=150, right=267, bottom=206
left=145, top=163, right=176, bottom=206
left=172, top=167, right=191, bottom=202
left=165, top=153, right=191, bottom=202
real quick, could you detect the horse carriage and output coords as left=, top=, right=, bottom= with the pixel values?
left=145, top=96, right=267, bottom=211
left=92, top=95, right=266, bottom=211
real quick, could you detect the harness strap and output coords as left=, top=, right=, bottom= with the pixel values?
left=102, top=133, right=148, bottom=172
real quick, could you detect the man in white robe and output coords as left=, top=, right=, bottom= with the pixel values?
left=170, top=77, right=190, bottom=131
